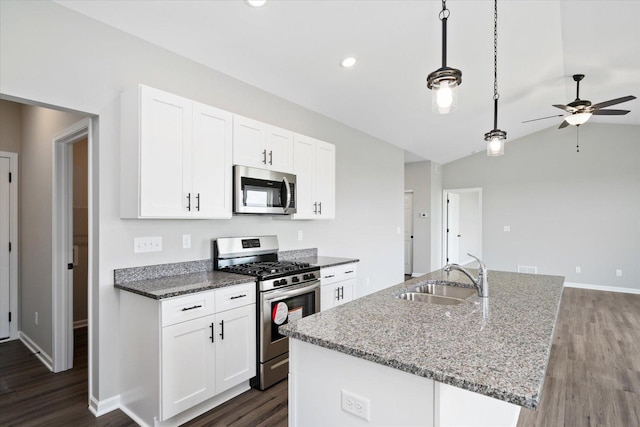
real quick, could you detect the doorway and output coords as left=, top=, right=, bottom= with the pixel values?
left=443, top=188, right=482, bottom=266
left=0, top=152, right=18, bottom=342
left=404, top=191, right=414, bottom=276
left=53, top=118, right=92, bottom=372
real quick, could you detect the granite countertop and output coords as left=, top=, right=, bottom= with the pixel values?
left=279, top=269, right=564, bottom=409
left=114, top=270, right=254, bottom=300
left=299, top=256, right=359, bottom=269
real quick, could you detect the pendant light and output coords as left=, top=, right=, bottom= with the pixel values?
left=427, top=0, right=462, bottom=114
left=484, top=0, right=506, bottom=156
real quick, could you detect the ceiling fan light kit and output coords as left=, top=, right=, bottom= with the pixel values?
left=427, top=0, right=462, bottom=114
left=484, top=0, right=506, bottom=157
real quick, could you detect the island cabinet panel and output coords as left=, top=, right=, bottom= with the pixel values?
left=291, top=133, right=335, bottom=220
left=119, top=282, right=256, bottom=427
left=289, top=339, right=435, bottom=426
left=232, top=115, right=294, bottom=174
left=320, top=263, right=357, bottom=311
left=120, top=84, right=233, bottom=219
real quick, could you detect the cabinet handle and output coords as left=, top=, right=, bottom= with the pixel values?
left=181, top=304, right=202, bottom=311
left=313, top=202, right=318, bottom=214
left=230, top=294, right=247, bottom=300
left=196, top=193, right=200, bottom=211
left=318, top=201, right=322, bottom=215
left=186, top=193, right=191, bottom=211
left=345, top=270, right=354, bottom=274
left=335, top=287, right=340, bottom=301
left=324, top=275, right=335, bottom=279
left=340, top=286, right=344, bottom=300
left=210, top=323, right=214, bottom=343
left=269, top=150, right=273, bottom=165
left=262, top=149, right=267, bottom=164
left=219, top=320, right=224, bottom=340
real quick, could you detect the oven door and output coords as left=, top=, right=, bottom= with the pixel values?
left=260, top=280, right=320, bottom=362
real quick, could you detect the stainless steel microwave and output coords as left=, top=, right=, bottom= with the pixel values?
left=233, top=165, right=297, bottom=215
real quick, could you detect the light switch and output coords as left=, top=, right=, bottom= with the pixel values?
left=182, top=234, right=191, bottom=249
left=503, top=225, right=511, bottom=232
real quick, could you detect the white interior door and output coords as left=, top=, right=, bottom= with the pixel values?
left=446, top=193, right=460, bottom=264
left=0, top=157, right=10, bottom=339
left=404, top=193, right=413, bottom=275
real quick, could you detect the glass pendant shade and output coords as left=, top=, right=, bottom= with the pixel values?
left=565, top=112, right=592, bottom=126
left=431, top=79, right=459, bottom=114
left=486, top=136, right=505, bottom=156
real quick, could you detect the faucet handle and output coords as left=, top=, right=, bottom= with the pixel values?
left=466, top=253, right=486, bottom=270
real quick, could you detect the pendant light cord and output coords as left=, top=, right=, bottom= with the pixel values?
left=440, top=0, right=450, bottom=67
left=493, top=0, right=499, bottom=130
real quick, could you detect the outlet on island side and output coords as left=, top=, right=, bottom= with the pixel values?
left=341, top=389, right=370, bottom=421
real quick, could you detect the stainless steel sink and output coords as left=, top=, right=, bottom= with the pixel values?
left=396, top=281, right=476, bottom=305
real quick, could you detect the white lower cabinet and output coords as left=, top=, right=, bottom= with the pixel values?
left=320, top=263, right=357, bottom=311
left=119, top=282, right=256, bottom=426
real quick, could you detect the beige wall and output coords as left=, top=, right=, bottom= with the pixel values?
left=0, top=100, right=21, bottom=153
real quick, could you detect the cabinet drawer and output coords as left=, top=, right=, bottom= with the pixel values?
left=321, top=263, right=357, bottom=285
left=161, top=291, right=216, bottom=327
left=215, top=282, right=256, bottom=313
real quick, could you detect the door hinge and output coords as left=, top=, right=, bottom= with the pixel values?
left=8, top=242, right=11, bottom=252
left=446, top=228, right=449, bottom=233
left=8, top=172, right=12, bottom=183
left=68, top=263, right=74, bottom=270
left=8, top=312, right=11, bottom=322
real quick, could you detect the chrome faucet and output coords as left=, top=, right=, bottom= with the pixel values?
left=444, top=253, right=489, bottom=298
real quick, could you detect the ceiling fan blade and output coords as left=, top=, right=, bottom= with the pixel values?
left=558, top=120, right=570, bottom=129
left=592, top=109, right=631, bottom=116
left=553, top=104, right=577, bottom=113
left=591, top=95, right=636, bottom=110
left=522, top=114, right=565, bottom=123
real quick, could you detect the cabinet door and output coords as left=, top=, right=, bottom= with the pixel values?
left=161, top=315, right=216, bottom=420
left=266, top=124, right=293, bottom=173
left=192, top=102, right=233, bottom=219
left=291, top=134, right=317, bottom=219
left=315, top=140, right=335, bottom=219
left=215, top=304, right=256, bottom=394
left=320, top=286, right=336, bottom=312
left=335, top=278, right=356, bottom=307
left=233, top=115, right=268, bottom=169
left=140, top=86, right=192, bottom=217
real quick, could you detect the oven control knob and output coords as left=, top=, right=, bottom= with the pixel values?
left=292, top=276, right=300, bottom=283
left=309, top=273, right=316, bottom=279
left=303, top=274, right=310, bottom=280
left=280, top=278, right=288, bottom=286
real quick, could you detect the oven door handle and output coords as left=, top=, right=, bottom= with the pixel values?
left=263, top=280, right=320, bottom=302
left=282, top=176, right=292, bottom=213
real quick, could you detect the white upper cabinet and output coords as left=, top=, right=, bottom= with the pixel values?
left=120, top=84, right=232, bottom=219
left=291, top=133, right=335, bottom=219
left=233, top=115, right=293, bottom=174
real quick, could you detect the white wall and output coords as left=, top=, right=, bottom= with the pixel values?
left=443, top=124, right=640, bottom=291
left=0, top=1, right=404, bottom=404
left=404, top=161, right=431, bottom=274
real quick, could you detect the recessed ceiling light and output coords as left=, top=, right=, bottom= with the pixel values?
left=341, top=57, right=357, bottom=68
left=246, top=0, right=267, bottom=7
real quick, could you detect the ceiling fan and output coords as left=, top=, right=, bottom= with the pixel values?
left=523, top=74, right=636, bottom=129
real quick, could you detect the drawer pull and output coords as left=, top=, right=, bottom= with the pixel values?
left=230, top=294, right=247, bottom=300
left=324, top=275, right=335, bottom=279
left=344, top=270, right=354, bottom=274
left=181, top=304, right=203, bottom=311
left=210, top=323, right=214, bottom=343
left=219, top=320, right=225, bottom=340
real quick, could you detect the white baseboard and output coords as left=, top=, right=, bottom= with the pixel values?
left=19, top=331, right=53, bottom=371
left=564, top=282, right=640, bottom=295
left=73, top=319, right=88, bottom=329
left=89, top=394, right=121, bottom=417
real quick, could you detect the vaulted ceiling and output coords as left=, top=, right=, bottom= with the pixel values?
left=55, top=0, right=640, bottom=164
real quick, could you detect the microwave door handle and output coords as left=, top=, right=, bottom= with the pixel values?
left=282, top=176, right=292, bottom=213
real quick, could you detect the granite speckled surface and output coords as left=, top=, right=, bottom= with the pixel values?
left=114, top=259, right=212, bottom=284
left=114, top=270, right=254, bottom=300
left=279, top=269, right=564, bottom=409
left=278, top=248, right=318, bottom=260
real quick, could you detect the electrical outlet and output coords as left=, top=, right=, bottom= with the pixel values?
left=35, top=312, right=38, bottom=326
left=182, top=234, right=191, bottom=249
left=616, top=269, right=622, bottom=277
left=298, top=230, right=303, bottom=241
left=503, top=225, right=511, bottom=232
left=575, top=266, right=581, bottom=273
left=134, top=236, right=162, bottom=253
left=341, top=389, right=370, bottom=421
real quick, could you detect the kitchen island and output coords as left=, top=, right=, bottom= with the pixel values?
left=279, top=269, right=564, bottom=427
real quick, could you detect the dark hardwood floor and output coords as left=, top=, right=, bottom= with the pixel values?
left=1, top=287, right=638, bottom=426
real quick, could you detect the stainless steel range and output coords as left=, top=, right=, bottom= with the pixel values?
left=213, top=235, right=320, bottom=390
